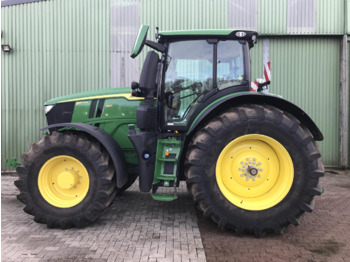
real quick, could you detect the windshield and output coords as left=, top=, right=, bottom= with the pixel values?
left=163, top=40, right=245, bottom=126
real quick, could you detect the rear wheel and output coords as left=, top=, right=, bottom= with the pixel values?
left=15, top=131, right=117, bottom=229
left=185, top=105, right=324, bottom=237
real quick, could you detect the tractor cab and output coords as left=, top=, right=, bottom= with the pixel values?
left=128, top=25, right=258, bottom=198
left=131, top=25, right=257, bottom=129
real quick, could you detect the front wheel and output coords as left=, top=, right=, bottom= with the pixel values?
left=185, top=105, right=324, bottom=237
left=15, top=132, right=117, bottom=229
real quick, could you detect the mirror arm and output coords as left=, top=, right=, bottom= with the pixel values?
left=145, top=40, right=165, bottom=53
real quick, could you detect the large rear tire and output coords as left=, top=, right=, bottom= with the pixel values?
left=15, top=131, right=117, bottom=229
left=185, top=105, right=324, bottom=237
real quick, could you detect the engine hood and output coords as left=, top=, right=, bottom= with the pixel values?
left=44, top=87, right=141, bottom=105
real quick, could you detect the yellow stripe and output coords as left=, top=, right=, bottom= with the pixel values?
left=59, top=93, right=144, bottom=103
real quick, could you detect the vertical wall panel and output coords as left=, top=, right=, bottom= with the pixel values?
left=269, top=37, right=340, bottom=165
left=258, top=0, right=287, bottom=35
left=110, top=0, right=140, bottom=87
left=287, top=0, right=316, bottom=34
left=1, top=0, right=110, bottom=169
left=317, top=0, right=344, bottom=34
left=228, top=0, right=257, bottom=31
left=141, top=0, right=228, bottom=42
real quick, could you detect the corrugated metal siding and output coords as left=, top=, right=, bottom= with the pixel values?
left=228, top=0, right=257, bottom=31
left=269, top=37, right=340, bottom=165
left=1, top=0, right=345, bottom=169
left=1, top=0, right=110, bottom=169
left=348, top=41, right=350, bottom=166
left=347, top=0, right=350, bottom=34
left=250, top=39, right=263, bottom=81
left=110, top=0, right=140, bottom=87
left=317, top=0, right=345, bottom=35
left=258, top=0, right=287, bottom=35
left=287, top=0, right=316, bottom=34
left=141, top=0, right=228, bottom=41
left=258, top=0, right=345, bottom=35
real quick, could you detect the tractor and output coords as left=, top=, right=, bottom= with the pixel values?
left=15, top=25, right=324, bottom=237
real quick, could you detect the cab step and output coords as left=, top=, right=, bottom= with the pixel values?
left=152, top=138, right=181, bottom=201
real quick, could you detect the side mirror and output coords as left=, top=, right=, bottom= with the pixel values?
left=165, top=92, right=176, bottom=109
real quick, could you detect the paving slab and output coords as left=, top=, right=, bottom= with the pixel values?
left=197, top=171, right=350, bottom=262
left=1, top=176, right=206, bottom=262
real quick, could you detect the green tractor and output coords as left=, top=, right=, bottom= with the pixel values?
left=15, top=25, right=324, bottom=236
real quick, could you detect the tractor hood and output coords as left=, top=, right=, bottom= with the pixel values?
left=44, top=87, right=138, bottom=105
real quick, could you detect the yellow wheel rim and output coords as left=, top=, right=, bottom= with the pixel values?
left=38, top=155, right=90, bottom=208
left=216, top=134, right=294, bottom=211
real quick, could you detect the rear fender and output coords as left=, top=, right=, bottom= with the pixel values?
left=188, top=92, right=324, bottom=141
left=41, top=123, right=128, bottom=188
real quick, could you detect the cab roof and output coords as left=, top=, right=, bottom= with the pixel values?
left=158, top=29, right=258, bottom=46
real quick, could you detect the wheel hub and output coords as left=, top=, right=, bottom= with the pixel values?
left=238, top=157, right=264, bottom=183
left=57, top=171, right=78, bottom=190
left=247, top=165, right=258, bottom=176
left=38, top=155, right=89, bottom=208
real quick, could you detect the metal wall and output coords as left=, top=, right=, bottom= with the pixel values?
left=1, top=0, right=347, bottom=168
left=141, top=0, right=346, bottom=36
left=249, top=37, right=340, bottom=166
left=1, top=0, right=110, bottom=169
left=269, top=37, right=340, bottom=166
left=110, top=0, right=140, bottom=87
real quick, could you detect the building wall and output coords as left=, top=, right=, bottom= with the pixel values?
left=1, top=0, right=348, bottom=168
left=1, top=0, right=110, bottom=169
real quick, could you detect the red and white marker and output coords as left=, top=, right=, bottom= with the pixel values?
left=250, top=61, right=271, bottom=93
left=250, top=81, right=258, bottom=92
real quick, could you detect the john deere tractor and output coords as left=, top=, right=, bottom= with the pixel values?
left=15, top=25, right=324, bottom=236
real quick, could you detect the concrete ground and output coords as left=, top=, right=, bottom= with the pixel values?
left=2, top=171, right=350, bottom=262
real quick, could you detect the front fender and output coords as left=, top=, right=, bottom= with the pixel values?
left=40, top=123, right=128, bottom=188
left=188, top=92, right=323, bottom=141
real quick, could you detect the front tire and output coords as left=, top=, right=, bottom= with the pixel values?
left=15, top=132, right=117, bottom=229
left=185, top=105, right=324, bottom=237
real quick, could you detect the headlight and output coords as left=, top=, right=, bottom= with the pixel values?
left=44, top=105, right=54, bottom=114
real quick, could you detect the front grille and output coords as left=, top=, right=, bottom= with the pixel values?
left=46, top=102, right=75, bottom=126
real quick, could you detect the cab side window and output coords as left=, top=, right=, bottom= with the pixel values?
left=217, top=41, right=245, bottom=90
